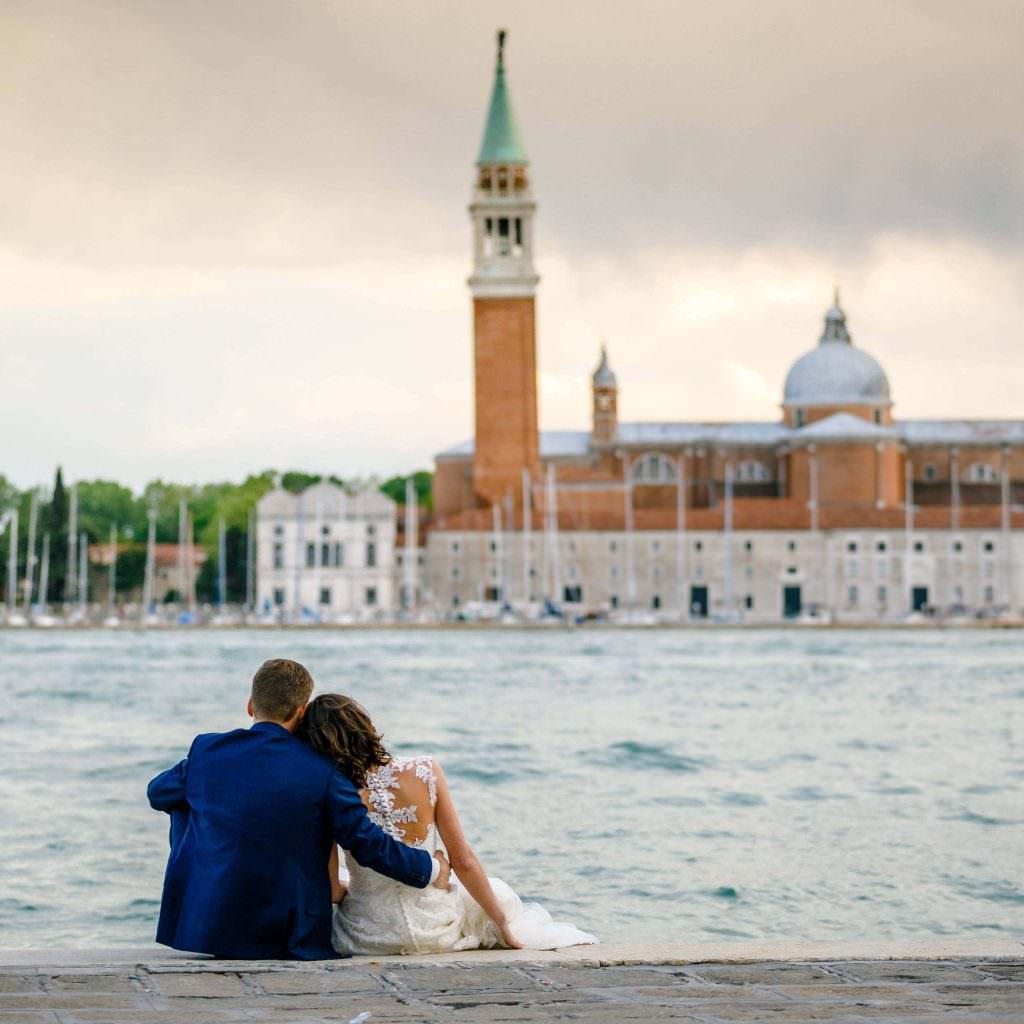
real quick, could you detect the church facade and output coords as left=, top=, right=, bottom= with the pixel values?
left=424, top=34, right=1023, bottom=622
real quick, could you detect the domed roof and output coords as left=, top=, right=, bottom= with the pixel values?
left=592, top=344, right=617, bottom=389
left=783, top=292, right=890, bottom=407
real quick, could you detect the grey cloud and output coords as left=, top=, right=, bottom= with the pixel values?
left=2, top=0, right=1022, bottom=272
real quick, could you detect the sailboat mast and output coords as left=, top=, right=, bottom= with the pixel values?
left=177, top=498, right=187, bottom=608
left=217, top=517, right=227, bottom=610
left=142, top=505, right=156, bottom=619
left=24, top=489, right=38, bottom=612
left=623, top=459, right=635, bottom=608
left=245, top=507, right=255, bottom=612
left=66, top=485, right=78, bottom=608
left=78, top=531, right=88, bottom=612
left=723, top=463, right=735, bottom=619
left=108, top=524, right=117, bottom=613
left=5, top=509, right=17, bottom=614
left=521, top=469, right=531, bottom=603
left=38, top=534, right=50, bottom=610
left=403, top=478, right=417, bottom=612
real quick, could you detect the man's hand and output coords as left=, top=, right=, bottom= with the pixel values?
left=432, top=851, right=452, bottom=890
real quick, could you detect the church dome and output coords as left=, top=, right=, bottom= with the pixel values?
left=783, top=293, right=890, bottom=407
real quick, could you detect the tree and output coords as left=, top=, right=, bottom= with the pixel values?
left=380, top=470, right=433, bottom=510
left=43, top=467, right=68, bottom=603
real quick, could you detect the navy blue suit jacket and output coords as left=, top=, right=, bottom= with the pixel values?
left=147, top=721, right=433, bottom=960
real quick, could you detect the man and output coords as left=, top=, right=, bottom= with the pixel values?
left=147, top=658, right=450, bottom=959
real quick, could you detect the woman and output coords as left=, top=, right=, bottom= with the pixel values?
left=299, top=693, right=597, bottom=955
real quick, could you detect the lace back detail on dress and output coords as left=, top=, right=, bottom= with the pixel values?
left=364, top=755, right=437, bottom=847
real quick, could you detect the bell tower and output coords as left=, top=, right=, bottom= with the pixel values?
left=469, top=30, right=540, bottom=508
left=591, top=345, right=618, bottom=447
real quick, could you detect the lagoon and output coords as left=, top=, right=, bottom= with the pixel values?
left=1, top=627, right=1021, bottom=947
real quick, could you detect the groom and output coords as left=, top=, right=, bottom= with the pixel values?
left=147, top=658, right=450, bottom=959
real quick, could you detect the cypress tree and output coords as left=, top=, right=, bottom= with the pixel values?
left=45, top=467, right=68, bottom=603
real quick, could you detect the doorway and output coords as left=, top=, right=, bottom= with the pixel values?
left=783, top=585, right=802, bottom=618
left=690, top=585, right=709, bottom=618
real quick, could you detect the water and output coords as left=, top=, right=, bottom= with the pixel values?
left=1, top=627, right=1021, bottom=948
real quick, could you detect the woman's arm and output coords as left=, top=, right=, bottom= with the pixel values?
left=328, top=844, right=347, bottom=904
left=432, top=761, right=523, bottom=949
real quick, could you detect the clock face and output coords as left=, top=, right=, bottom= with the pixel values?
left=597, top=394, right=612, bottom=411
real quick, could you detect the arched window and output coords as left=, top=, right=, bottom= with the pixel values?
left=632, top=453, right=677, bottom=484
left=963, top=461, right=999, bottom=484
left=736, top=460, right=770, bottom=483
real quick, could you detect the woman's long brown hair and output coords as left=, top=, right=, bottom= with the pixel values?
left=299, top=693, right=391, bottom=789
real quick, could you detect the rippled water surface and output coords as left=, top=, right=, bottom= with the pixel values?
left=2, top=628, right=1022, bottom=947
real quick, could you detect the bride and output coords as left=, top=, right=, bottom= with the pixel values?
left=299, top=693, right=597, bottom=955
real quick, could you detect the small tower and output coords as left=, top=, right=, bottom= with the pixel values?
left=469, top=30, right=540, bottom=508
left=591, top=345, right=618, bottom=446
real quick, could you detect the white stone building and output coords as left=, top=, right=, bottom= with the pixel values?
left=256, top=481, right=397, bottom=620
left=424, top=525, right=1020, bottom=623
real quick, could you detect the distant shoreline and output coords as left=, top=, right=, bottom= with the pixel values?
left=2, top=620, right=1023, bottom=632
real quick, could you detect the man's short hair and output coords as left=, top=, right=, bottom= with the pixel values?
left=251, top=659, right=314, bottom=722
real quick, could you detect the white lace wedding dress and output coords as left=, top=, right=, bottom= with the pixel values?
left=332, top=755, right=597, bottom=955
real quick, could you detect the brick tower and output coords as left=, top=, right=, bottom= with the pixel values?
left=468, top=30, right=540, bottom=509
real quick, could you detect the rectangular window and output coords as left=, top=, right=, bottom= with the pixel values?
left=877, top=585, right=887, bottom=605
left=514, top=218, right=523, bottom=246
left=953, top=540, right=963, bottom=553
left=273, top=543, right=284, bottom=569
left=744, top=594, right=754, bottom=609
left=847, top=560, right=859, bottom=577
left=744, top=540, right=753, bottom=552
left=319, top=587, right=331, bottom=606
left=609, top=594, right=619, bottom=609
left=787, top=539, right=797, bottom=552
left=954, top=585, right=964, bottom=603
left=321, top=543, right=330, bottom=567
left=847, top=585, right=859, bottom=606
left=273, top=525, right=283, bottom=537
left=273, top=587, right=285, bottom=606
left=563, top=585, right=583, bottom=603
left=306, top=543, right=316, bottom=568
left=334, top=542, right=343, bottom=567
left=877, top=560, right=888, bottom=578
left=366, top=542, right=377, bottom=568
left=694, top=540, right=703, bottom=552
left=365, top=586, right=377, bottom=606
left=984, top=585, right=995, bottom=603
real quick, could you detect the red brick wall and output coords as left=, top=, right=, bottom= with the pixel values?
left=473, top=297, right=539, bottom=507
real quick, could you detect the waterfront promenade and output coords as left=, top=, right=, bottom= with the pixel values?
left=2, top=943, right=1021, bottom=1022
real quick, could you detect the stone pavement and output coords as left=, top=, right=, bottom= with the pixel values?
left=1, top=945, right=1022, bottom=1023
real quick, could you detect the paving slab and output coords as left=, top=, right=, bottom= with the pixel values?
left=0, top=946, right=1020, bottom=1023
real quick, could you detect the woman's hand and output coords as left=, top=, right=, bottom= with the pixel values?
left=497, top=919, right=523, bottom=950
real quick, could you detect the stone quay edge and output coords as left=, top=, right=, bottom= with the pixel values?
left=1, top=941, right=1022, bottom=1023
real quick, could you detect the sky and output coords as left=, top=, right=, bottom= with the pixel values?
left=3, top=0, right=1023, bottom=490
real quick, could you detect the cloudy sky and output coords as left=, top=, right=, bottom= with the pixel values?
left=3, top=0, right=1023, bottom=489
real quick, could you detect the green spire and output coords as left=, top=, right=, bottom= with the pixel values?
left=476, top=29, right=528, bottom=166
